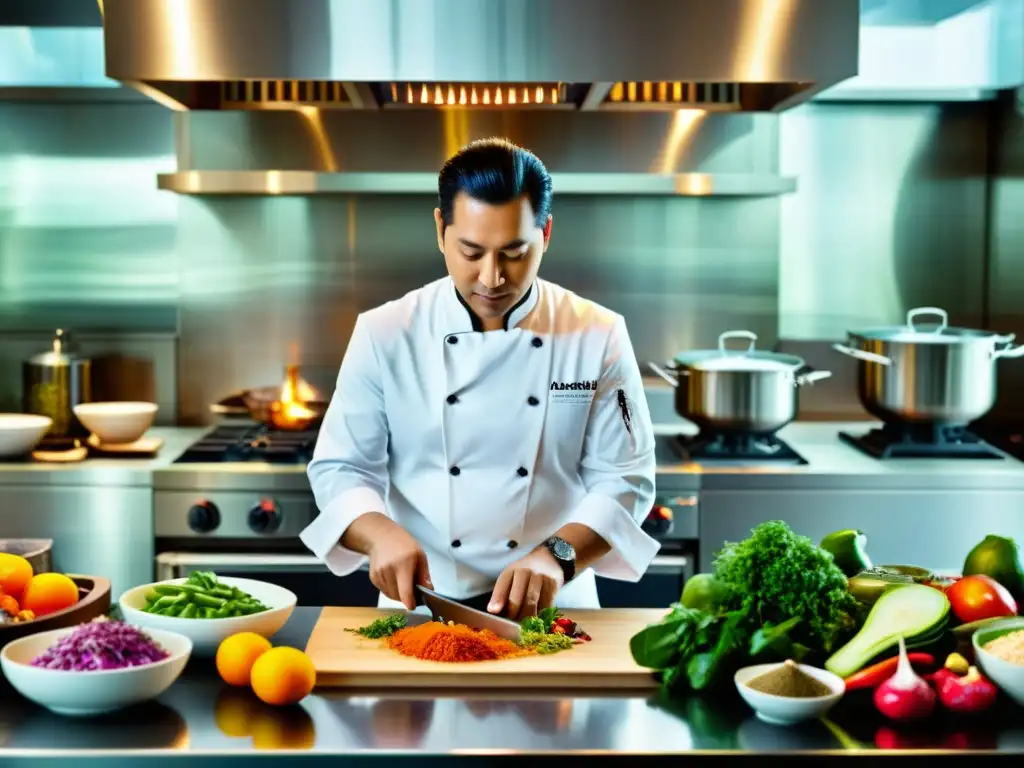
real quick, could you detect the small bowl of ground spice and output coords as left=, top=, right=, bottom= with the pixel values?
left=734, top=659, right=844, bottom=726
left=973, top=618, right=1024, bottom=707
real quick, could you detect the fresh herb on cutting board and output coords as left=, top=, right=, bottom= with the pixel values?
left=347, top=613, right=408, bottom=639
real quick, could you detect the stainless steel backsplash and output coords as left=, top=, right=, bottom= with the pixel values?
left=1, top=96, right=1020, bottom=423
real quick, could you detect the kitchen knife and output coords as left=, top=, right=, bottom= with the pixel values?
left=414, top=585, right=522, bottom=643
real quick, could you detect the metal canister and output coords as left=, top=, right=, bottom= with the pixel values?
left=22, top=329, right=92, bottom=437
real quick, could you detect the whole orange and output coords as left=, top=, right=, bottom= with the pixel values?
left=0, top=554, right=34, bottom=601
left=249, top=647, right=316, bottom=706
left=21, top=573, right=79, bottom=617
left=216, top=632, right=273, bottom=687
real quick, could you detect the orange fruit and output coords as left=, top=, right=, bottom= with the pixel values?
left=20, top=573, right=79, bottom=617
left=249, top=647, right=316, bottom=706
left=0, top=594, right=19, bottom=617
left=216, top=632, right=273, bottom=687
left=0, top=554, right=34, bottom=600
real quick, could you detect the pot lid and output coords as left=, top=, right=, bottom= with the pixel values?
left=673, top=331, right=805, bottom=372
left=850, top=307, right=1015, bottom=345
left=26, top=329, right=88, bottom=366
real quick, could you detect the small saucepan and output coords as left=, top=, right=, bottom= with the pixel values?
left=649, top=330, right=832, bottom=435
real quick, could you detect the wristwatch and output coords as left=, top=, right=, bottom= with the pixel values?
left=542, top=536, right=576, bottom=583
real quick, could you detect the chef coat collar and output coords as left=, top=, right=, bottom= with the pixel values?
left=446, top=279, right=538, bottom=333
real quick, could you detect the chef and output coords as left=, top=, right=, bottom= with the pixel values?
left=300, top=137, right=658, bottom=618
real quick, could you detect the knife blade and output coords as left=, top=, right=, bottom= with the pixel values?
left=415, top=585, right=522, bottom=643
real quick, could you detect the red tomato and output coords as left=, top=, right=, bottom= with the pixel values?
left=945, top=574, right=1017, bottom=623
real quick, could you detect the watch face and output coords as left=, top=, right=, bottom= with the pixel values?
left=549, top=537, right=574, bottom=561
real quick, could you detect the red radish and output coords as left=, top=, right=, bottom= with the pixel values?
left=873, top=637, right=937, bottom=722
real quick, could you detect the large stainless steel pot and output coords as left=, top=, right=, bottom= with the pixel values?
left=22, top=329, right=92, bottom=438
left=649, top=330, right=832, bottom=434
left=833, top=307, right=1024, bottom=425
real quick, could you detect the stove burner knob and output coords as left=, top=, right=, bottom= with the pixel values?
left=248, top=498, right=282, bottom=534
left=187, top=500, right=221, bottom=533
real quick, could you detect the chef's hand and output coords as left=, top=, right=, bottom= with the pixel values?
left=346, top=512, right=432, bottom=610
left=488, top=548, right=564, bottom=620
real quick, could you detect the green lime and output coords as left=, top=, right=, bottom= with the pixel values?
left=819, top=529, right=872, bottom=577
left=963, top=534, right=1024, bottom=602
left=681, top=574, right=718, bottom=612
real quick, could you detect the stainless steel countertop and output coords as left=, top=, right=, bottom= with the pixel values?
left=5, top=421, right=1024, bottom=491
left=0, top=428, right=208, bottom=487
left=0, top=608, right=1021, bottom=761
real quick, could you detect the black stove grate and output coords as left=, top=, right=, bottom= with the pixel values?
left=174, top=424, right=319, bottom=465
left=670, top=431, right=808, bottom=465
left=839, top=423, right=1005, bottom=460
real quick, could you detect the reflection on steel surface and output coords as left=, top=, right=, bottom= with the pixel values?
left=156, top=171, right=797, bottom=197
left=100, top=0, right=859, bottom=113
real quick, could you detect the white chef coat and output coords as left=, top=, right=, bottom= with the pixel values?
left=299, top=276, right=658, bottom=610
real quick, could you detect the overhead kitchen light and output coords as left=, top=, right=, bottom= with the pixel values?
left=99, top=0, right=860, bottom=113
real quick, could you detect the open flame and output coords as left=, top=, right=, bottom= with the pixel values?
left=270, top=364, right=318, bottom=429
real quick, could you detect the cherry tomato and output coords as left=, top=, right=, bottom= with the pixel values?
left=945, top=574, right=1017, bottom=624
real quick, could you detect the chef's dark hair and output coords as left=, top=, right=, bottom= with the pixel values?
left=437, top=138, right=553, bottom=231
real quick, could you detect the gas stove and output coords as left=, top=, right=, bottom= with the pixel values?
left=173, top=423, right=317, bottom=465
left=839, top=423, right=1007, bottom=460
left=665, top=431, right=808, bottom=467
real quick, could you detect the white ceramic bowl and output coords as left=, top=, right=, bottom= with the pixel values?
left=734, top=662, right=845, bottom=726
left=0, top=625, right=192, bottom=716
left=0, top=414, right=53, bottom=457
left=119, top=576, right=297, bottom=657
left=73, top=401, right=157, bottom=444
left=973, top=617, right=1024, bottom=707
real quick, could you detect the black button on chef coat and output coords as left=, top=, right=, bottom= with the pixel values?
left=446, top=335, right=458, bottom=345
left=531, top=337, right=543, bottom=348
left=527, top=396, right=539, bottom=406
left=517, top=467, right=528, bottom=477
left=446, top=394, right=458, bottom=404
left=450, top=466, right=461, bottom=476
left=507, top=540, right=518, bottom=549
left=451, top=539, right=462, bottom=548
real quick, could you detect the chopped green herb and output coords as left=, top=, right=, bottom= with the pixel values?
left=347, top=613, right=408, bottom=639
left=520, top=606, right=561, bottom=635
left=520, top=630, right=576, bottom=654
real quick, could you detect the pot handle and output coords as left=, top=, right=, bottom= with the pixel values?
left=993, top=343, right=1024, bottom=360
left=648, top=361, right=682, bottom=387
left=718, top=330, right=757, bottom=355
left=907, top=307, right=948, bottom=334
left=832, top=343, right=893, bottom=366
left=795, top=369, right=833, bottom=386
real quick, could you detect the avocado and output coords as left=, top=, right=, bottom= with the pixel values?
left=847, top=566, right=928, bottom=605
left=963, top=535, right=1024, bottom=603
left=825, top=584, right=951, bottom=679
left=819, top=529, right=873, bottom=577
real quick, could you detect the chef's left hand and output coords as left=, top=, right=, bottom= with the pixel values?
left=487, top=547, right=564, bottom=620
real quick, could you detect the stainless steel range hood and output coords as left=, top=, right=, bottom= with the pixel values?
left=100, top=0, right=860, bottom=113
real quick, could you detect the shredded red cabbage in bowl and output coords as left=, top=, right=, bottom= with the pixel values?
left=29, top=619, right=170, bottom=671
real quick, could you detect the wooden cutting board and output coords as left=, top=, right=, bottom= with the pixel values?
left=305, top=607, right=666, bottom=689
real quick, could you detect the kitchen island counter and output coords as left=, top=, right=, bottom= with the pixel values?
left=1, top=608, right=1022, bottom=764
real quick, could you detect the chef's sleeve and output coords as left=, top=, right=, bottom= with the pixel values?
left=300, top=315, right=389, bottom=576
left=566, top=315, right=659, bottom=581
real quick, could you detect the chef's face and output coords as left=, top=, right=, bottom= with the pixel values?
left=435, top=192, right=551, bottom=329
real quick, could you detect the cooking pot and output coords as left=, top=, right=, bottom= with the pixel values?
left=22, top=329, right=91, bottom=438
left=833, top=307, right=1024, bottom=426
left=649, top=330, right=832, bottom=435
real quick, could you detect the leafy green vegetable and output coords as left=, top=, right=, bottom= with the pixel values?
left=712, top=520, right=858, bottom=653
left=520, top=606, right=561, bottom=635
left=630, top=521, right=859, bottom=695
left=142, top=571, right=271, bottom=619
left=347, top=613, right=408, bottom=639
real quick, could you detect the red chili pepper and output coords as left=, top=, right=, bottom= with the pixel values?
left=932, top=666, right=999, bottom=714
left=844, top=653, right=937, bottom=691
left=555, top=617, right=574, bottom=629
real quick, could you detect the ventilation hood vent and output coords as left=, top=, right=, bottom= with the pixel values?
left=100, top=0, right=859, bottom=113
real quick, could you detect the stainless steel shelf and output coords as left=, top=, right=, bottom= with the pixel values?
left=156, top=171, right=797, bottom=197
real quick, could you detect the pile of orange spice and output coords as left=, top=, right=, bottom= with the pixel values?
left=386, top=621, right=528, bottom=663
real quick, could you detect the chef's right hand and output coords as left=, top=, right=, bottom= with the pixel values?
left=345, top=512, right=433, bottom=609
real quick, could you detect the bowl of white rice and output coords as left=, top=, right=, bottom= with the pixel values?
left=973, top=618, right=1024, bottom=706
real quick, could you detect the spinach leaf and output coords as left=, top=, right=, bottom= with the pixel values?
left=629, top=615, right=687, bottom=669
left=748, top=616, right=801, bottom=657
left=686, top=610, right=747, bottom=690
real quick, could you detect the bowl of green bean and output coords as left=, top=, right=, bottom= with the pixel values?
left=118, top=572, right=296, bottom=657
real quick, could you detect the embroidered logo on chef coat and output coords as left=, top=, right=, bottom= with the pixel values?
left=549, top=379, right=598, bottom=405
